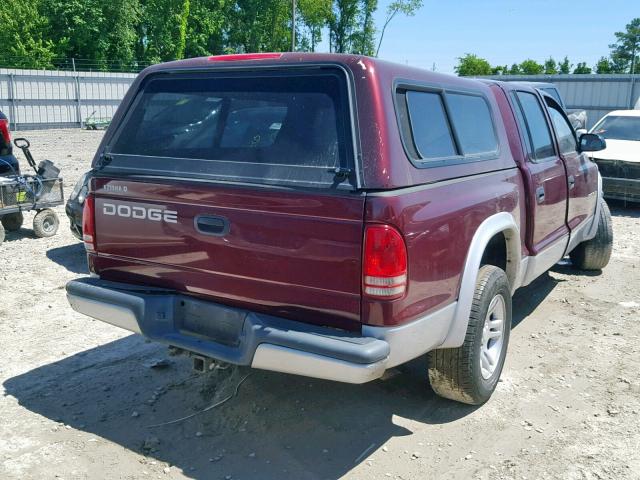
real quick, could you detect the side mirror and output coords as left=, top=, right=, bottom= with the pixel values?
left=575, top=128, right=587, bottom=137
left=579, top=133, right=606, bottom=152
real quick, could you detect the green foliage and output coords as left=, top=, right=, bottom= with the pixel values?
left=508, top=63, right=521, bottom=75
left=0, top=0, right=55, bottom=68
left=544, top=57, right=558, bottom=74
left=328, top=0, right=362, bottom=53
left=559, top=56, right=571, bottom=74
left=185, top=0, right=228, bottom=57
left=609, top=17, right=640, bottom=73
left=519, top=59, right=543, bottom=75
left=491, top=65, right=508, bottom=75
left=0, top=2, right=636, bottom=79
left=41, top=0, right=109, bottom=66
left=454, top=54, right=492, bottom=76
left=595, top=57, right=613, bottom=74
left=573, top=62, right=592, bottom=74
left=353, top=0, right=378, bottom=56
left=226, top=0, right=294, bottom=53
left=297, top=0, right=332, bottom=51
left=141, top=0, right=190, bottom=63
left=104, top=0, right=141, bottom=69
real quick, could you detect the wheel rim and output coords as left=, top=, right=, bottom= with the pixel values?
left=480, top=294, right=506, bottom=380
left=43, top=215, right=55, bottom=233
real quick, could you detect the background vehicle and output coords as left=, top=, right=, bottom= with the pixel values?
left=66, top=53, right=611, bottom=405
left=66, top=170, right=93, bottom=239
left=0, top=137, right=64, bottom=244
left=586, top=110, right=640, bottom=203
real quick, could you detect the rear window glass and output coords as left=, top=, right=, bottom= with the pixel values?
left=446, top=93, right=498, bottom=155
left=405, top=91, right=456, bottom=159
left=108, top=69, right=355, bottom=189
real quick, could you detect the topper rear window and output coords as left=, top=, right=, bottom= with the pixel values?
left=107, top=68, right=355, bottom=189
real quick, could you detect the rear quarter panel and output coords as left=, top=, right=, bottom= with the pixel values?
left=363, top=169, right=524, bottom=327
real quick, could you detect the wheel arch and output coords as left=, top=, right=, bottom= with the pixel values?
left=439, top=212, right=521, bottom=349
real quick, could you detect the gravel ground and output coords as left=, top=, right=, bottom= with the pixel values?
left=1, top=129, right=639, bottom=480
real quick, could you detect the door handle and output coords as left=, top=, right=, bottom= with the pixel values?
left=568, top=175, right=576, bottom=190
left=194, top=215, right=229, bottom=236
left=536, top=186, right=545, bottom=204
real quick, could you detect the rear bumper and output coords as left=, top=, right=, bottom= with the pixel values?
left=602, top=176, right=640, bottom=203
left=66, top=278, right=391, bottom=384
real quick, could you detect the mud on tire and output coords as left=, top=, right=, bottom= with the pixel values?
left=569, top=199, right=613, bottom=271
left=427, top=265, right=512, bottom=405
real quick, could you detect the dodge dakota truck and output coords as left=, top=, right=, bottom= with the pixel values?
left=66, top=53, right=612, bottom=405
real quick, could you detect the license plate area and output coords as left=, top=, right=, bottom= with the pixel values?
left=176, top=297, right=247, bottom=347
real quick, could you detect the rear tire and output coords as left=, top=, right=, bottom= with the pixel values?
left=0, top=222, right=4, bottom=244
left=569, top=199, right=613, bottom=271
left=1, top=212, right=24, bottom=231
left=33, top=209, right=59, bottom=238
left=428, top=265, right=512, bottom=405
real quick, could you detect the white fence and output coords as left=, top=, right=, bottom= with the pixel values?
left=0, top=68, right=137, bottom=130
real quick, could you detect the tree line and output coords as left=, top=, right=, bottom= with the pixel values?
left=0, top=0, right=422, bottom=71
left=456, top=18, right=640, bottom=76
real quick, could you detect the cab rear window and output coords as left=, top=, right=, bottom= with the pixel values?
left=396, top=86, right=498, bottom=166
left=107, top=69, right=355, bottom=189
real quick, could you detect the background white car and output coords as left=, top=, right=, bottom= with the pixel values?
left=587, top=109, right=640, bottom=203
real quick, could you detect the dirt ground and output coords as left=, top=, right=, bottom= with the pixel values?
left=1, top=129, right=639, bottom=480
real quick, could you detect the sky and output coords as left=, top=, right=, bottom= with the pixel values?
left=360, top=0, right=636, bottom=73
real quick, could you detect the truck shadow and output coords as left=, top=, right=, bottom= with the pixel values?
left=512, top=271, right=560, bottom=329
left=3, top=275, right=560, bottom=479
left=2, top=334, right=475, bottom=480
left=2, top=227, right=38, bottom=242
left=46, top=242, right=88, bottom=274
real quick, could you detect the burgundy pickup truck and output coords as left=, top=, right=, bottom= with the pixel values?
left=66, top=53, right=612, bottom=405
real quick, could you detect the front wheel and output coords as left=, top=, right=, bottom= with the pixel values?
left=569, top=199, right=613, bottom=271
left=428, top=265, right=512, bottom=405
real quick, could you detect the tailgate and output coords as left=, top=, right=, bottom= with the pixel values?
left=92, top=180, right=365, bottom=329
left=89, top=66, right=363, bottom=329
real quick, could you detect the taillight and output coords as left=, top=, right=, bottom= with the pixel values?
left=82, top=193, right=96, bottom=252
left=0, top=118, right=11, bottom=147
left=363, top=224, right=407, bottom=299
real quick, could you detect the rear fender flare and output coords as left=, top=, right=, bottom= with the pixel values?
left=439, top=212, right=521, bottom=349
